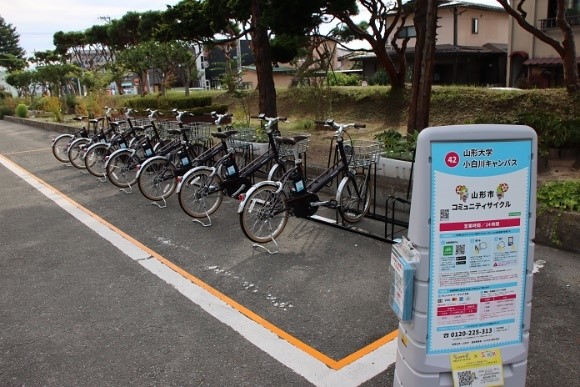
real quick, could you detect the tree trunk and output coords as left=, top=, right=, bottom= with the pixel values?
left=557, top=0, right=580, bottom=93
left=115, top=79, right=124, bottom=96
left=374, top=48, right=406, bottom=89
left=408, top=0, right=438, bottom=132
left=250, top=0, right=277, bottom=117
left=407, top=0, right=427, bottom=133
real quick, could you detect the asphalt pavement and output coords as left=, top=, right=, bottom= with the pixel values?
left=0, top=120, right=577, bottom=386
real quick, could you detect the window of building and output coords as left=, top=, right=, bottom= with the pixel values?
left=548, top=0, right=579, bottom=17
left=472, top=17, right=479, bottom=34
left=398, top=25, right=416, bottom=39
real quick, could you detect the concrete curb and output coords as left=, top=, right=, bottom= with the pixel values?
left=4, top=115, right=578, bottom=254
left=535, top=209, right=580, bottom=254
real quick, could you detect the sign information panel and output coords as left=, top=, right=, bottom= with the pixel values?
left=427, top=140, right=532, bottom=354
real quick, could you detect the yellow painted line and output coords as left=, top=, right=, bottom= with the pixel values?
left=0, top=152, right=398, bottom=370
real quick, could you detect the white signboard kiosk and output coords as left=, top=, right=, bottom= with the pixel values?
left=392, top=124, right=537, bottom=387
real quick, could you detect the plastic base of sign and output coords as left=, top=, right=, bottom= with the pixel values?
left=396, top=324, right=530, bottom=372
left=393, top=348, right=528, bottom=386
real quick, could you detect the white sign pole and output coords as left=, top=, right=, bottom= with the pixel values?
left=393, top=124, right=537, bottom=387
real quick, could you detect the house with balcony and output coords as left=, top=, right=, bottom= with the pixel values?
left=507, top=0, right=580, bottom=87
left=353, top=0, right=509, bottom=85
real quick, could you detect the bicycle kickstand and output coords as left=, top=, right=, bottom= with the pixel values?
left=252, top=225, right=280, bottom=254
left=192, top=212, right=212, bottom=227
left=151, top=197, right=167, bottom=209
left=98, top=175, right=108, bottom=183
left=252, top=238, right=279, bottom=255
left=120, top=184, right=133, bottom=194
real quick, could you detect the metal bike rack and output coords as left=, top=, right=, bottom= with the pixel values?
left=304, top=138, right=414, bottom=244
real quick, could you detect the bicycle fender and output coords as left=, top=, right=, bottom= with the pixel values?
left=237, top=181, right=282, bottom=213
left=135, top=155, right=168, bottom=179
left=336, top=175, right=351, bottom=202
left=104, top=148, right=131, bottom=170
left=176, top=165, right=215, bottom=193
left=52, top=133, right=73, bottom=143
left=85, top=142, right=105, bottom=154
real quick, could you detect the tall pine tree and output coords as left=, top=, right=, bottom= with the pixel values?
left=0, top=15, right=26, bottom=71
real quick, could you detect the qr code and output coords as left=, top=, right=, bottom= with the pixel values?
left=457, top=370, right=477, bottom=386
left=455, top=244, right=465, bottom=255
left=440, top=209, right=449, bottom=221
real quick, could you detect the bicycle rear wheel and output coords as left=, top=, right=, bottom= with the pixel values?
left=52, top=134, right=74, bottom=162
left=106, top=150, right=140, bottom=188
left=239, top=184, right=289, bottom=243
left=67, top=138, right=91, bottom=169
left=178, top=169, right=223, bottom=218
left=337, top=172, right=370, bottom=223
left=267, top=160, right=295, bottom=181
left=138, top=159, right=177, bottom=201
left=84, top=143, right=109, bottom=177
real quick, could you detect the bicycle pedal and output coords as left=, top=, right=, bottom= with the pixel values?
left=327, top=199, right=338, bottom=209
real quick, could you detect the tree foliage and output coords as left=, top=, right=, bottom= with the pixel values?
left=326, top=0, right=414, bottom=90
left=0, top=15, right=26, bottom=71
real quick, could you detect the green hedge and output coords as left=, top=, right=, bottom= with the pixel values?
left=123, top=94, right=213, bottom=110
left=470, top=111, right=579, bottom=156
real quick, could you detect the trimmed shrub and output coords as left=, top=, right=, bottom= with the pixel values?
left=15, top=103, right=28, bottom=118
left=0, top=105, right=14, bottom=118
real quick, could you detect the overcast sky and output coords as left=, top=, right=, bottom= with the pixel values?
left=2, top=0, right=502, bottom=57
left=1, top=0, right=179, bottom=56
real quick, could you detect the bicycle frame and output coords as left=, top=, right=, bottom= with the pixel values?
left=179, top=116, right=289, bottom=199
left=239, top=120, right=369, bottom=218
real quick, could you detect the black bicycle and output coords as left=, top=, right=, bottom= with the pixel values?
left=176, top=114, right=308, bottom=224
left=135, top=112, right=231, bottom=207
left=238, top=119, right=378, bottom=247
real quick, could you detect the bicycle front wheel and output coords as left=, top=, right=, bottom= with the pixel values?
left=337, top=172, right=370, bottom=223
left=67, top=138, right=91, bottom=169
left=178, top=169, right=223, bottom=218
left=239, top=184, right=288, bottom=244
left=52, top=134, right=74, bottom=162
left=107, top=150, right=140, bottom=188
left=84, top=143, right=109, bottom=177
left=138, top=159, right=177, bottom=201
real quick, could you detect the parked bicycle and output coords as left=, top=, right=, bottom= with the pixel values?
left=51, top=116, right=89, bottom=163
left=237, top=119, right=378, bottom=251
left=52, top=106, right=115, bottom=165
left=135, top=112, right=231, bottom=207
left=66, top=107, right=118, bottom=169
left=84, top=109, right=143, bottom=178
left=104, top=108, right=194, bottom=190
left=176, top=114, right=308, bottom=225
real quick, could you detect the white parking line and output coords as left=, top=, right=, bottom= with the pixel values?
left=0, top=154, right=397, bottom=386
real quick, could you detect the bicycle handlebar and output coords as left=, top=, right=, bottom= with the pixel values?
left=315, top=120, right=365, bottom=130
left=211, top=111, right=233, bottom=125
left=252, top=114, right=287, bottom=122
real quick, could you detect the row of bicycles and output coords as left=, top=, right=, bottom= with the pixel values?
left=51, top=109, right=381, bottom=253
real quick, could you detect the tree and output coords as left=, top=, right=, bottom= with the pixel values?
left=115, top=44, right=152, bottom=95
left=5, top=70, right=35, bottom=97
left=327, top=0, right=414, bottom=90
left=407, top=0, right=438, bottom=132
left=0, top=15, right=26, bottom=71
left=496, top=0, right=579, bottom=94
left=223, top=0, right=349, bottom=116
left=158, top=2, right=220, bottom=95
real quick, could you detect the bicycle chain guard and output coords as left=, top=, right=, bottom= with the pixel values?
left=289, top=192, right=319, bottom=218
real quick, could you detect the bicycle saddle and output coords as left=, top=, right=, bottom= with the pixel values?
left=276, top=135, right=309, bottom=145
left=211, top=130, right=238, bottom=139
